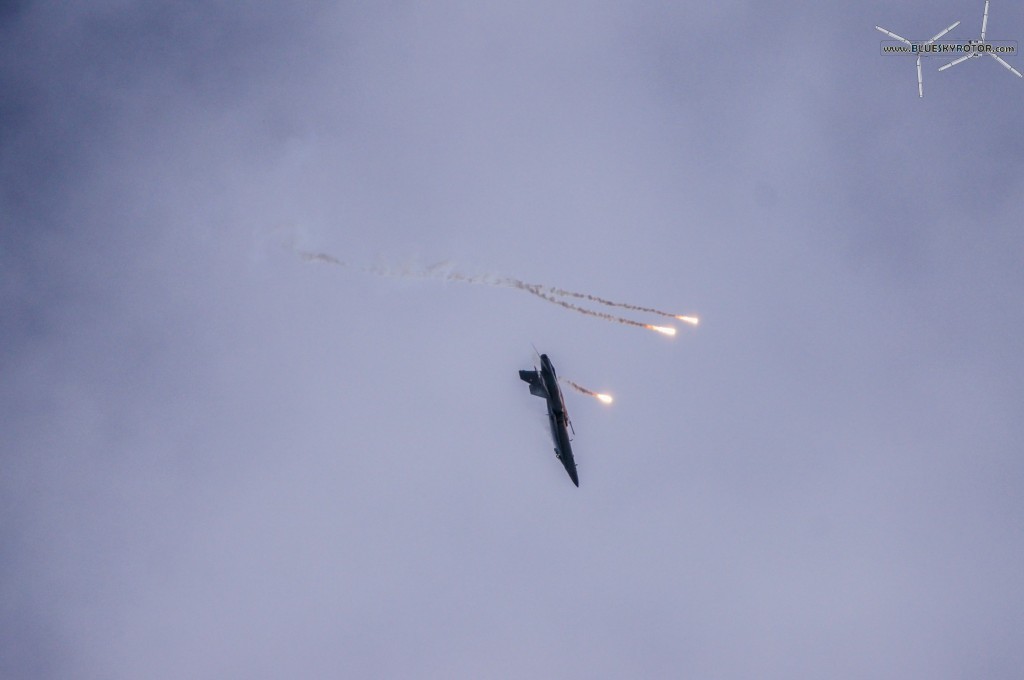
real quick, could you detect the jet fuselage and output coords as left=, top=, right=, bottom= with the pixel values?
left=520, top=353, right=579, bottom=487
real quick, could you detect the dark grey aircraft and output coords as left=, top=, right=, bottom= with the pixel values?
left=519, top=353, right=579, bottom=487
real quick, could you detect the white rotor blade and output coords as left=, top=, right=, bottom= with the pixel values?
left=989, top=53, right=1023, bottom=77
left=939, top=54, right=972, bottom=71
left=876, top=25, right=913, bottom=46
left=917, top=56, right=924, bottom=97
left=981, top=0, right=989, bottom=41
left=928, top=21, right=960, bottom=44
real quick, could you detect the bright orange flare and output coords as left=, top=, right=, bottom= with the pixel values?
left=676, top=315, right=700, bottom=326
left=648, top=325, right=677, bottom=336
left=563, top=379, right=615, bottom=405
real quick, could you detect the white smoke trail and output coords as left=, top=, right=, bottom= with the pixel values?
left=295, top=248, right=679, bottom=335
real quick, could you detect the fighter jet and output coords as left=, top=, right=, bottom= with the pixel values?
left=519, top=353, right=579, bottom=487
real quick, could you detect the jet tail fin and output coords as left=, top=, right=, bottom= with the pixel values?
left=519, top=369, right=547, bottom=398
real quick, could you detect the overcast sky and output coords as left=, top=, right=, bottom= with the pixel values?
left=3, top=2, right=1023, bottom=678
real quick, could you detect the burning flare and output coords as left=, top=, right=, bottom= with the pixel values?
left=676, top=315, right=700, bottom=326
left=647, top=325, right=677, bottom=336
left=563, top=379, right=614, bottom=405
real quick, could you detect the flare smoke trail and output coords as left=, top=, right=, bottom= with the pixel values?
left=563, top=379, right=614, bottom=404
left=520, top=285, right=662, bottom=332
left=504, top=281, right=677, bottom=335
left=296, top=249, right=679, bottom=336
left=300, top=252, right=345, bottom=266
left=547, top=286, right=699, bottom=325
